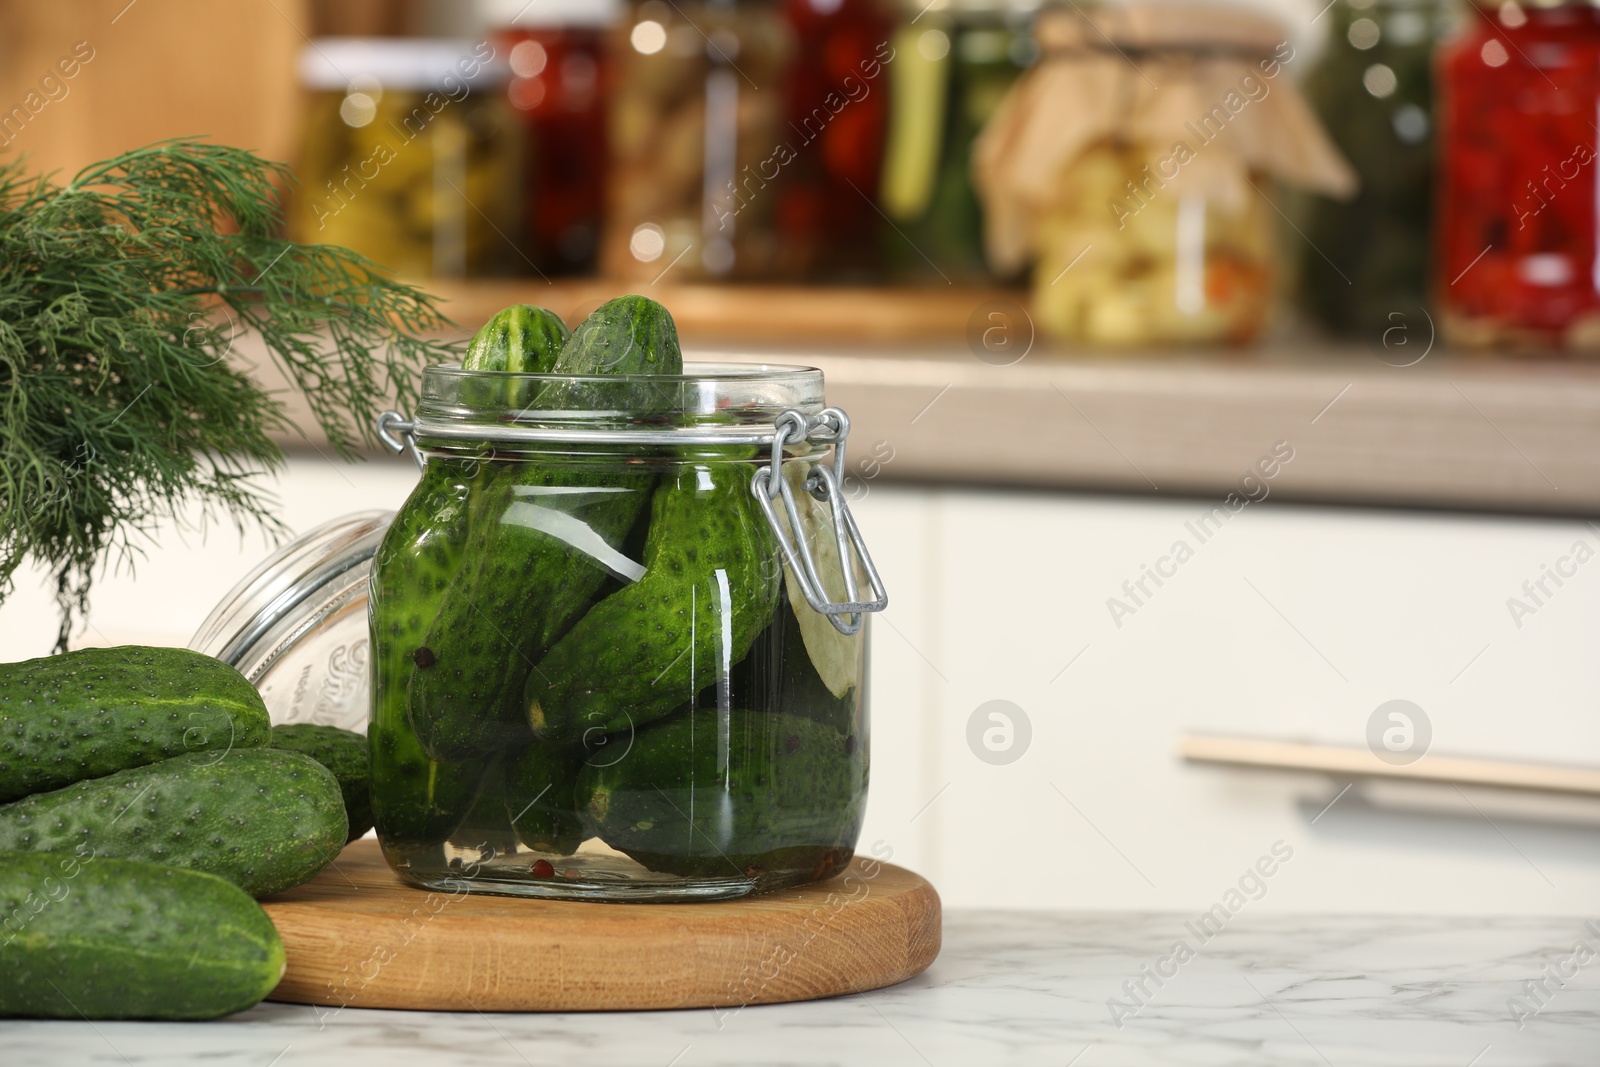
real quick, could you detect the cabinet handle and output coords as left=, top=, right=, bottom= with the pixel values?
left=1178, top=735, right=1600, bottom=797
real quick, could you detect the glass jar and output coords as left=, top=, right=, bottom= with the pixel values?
left=291, top=38, right=518, bottom=278
left=189, top=512, right=391, bottom=730
left=368, top=364, right=886, bottom=900
left=972, top=5, right=1357, bottom=346
left=771, top=0, right=896, bottom=280
left=602, top=0, right=794, bottom=281
left=1434, top=1, right=1600, bottom=350
left=1039, top=142, right=1274, bottom=345
left=881, top=0, right=1039, bottom=283
left=486, top=0, right=622, bottom=275
left=1298, top=0, right=1454, bottom=336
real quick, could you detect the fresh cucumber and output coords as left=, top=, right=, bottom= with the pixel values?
left=0, top=749, right=346, bottom=897
left=526, top=461, right=781, bottom=742
left=269, top=723, right=372, bottom=842
left=579, top=709, right=865, bottom=879
left=0, top=851, right=284, bottom=1019
left=0, top=646, right=269, bottom=804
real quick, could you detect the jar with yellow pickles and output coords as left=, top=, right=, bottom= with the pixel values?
left=974, top=5, right=1356, bottom=347
left=1035, top=141, right=1275, bottom=345
left=292, top=39, right=518, bottom=278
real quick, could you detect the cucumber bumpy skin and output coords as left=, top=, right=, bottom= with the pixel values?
left=369, top=460, right=486, bottom=851
left=463, top=304, right=570, bottom=374
left=461, top=304, right=571, bottom=409
left=0, top=646, right=270, bottom=804
left=407, top=296, right=684, bottom=761
left=269, top=723, right=372, bottom=842
left=0, top=749, right=347, bottom=898
left=578, top=709, right=866, bottom=880
left=525, top=462, right=781, bottom=743
left=0, top=851, right=284, bottom=1019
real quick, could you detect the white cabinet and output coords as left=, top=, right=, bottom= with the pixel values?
left=851, top=485, right=1600, bottom=914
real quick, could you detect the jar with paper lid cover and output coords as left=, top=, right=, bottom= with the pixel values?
left=973, top=4, right=1357, bottom=346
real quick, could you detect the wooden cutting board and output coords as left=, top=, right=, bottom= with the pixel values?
left=262, top=839, right=940, bottom=1012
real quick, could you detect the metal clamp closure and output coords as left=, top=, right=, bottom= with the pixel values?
left=376, top=411, right=423, bottom=470
left=751, top=407, right=889, bottom=635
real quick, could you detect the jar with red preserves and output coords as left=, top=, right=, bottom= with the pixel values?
left=484, top=0, right=621, bottom=276
left=1435, top=1, right=1600, bottom=350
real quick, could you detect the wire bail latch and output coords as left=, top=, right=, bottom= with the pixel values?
left=750, top=407, right=889, bottom=635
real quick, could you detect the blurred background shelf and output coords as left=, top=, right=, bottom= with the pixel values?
left=427, top=280, right=1022, bottom=343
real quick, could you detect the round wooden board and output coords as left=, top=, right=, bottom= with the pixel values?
left=262, top=839, right=940, bottom=1012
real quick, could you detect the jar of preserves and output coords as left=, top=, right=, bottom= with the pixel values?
left=973, top=5, right=1356, bottom=347
left=771, top=0, right=896, bottom=280
left=291, top=38, right=517, bottom=278
left=602, top=0, right=793, bottom=281
left=880, top=0, right=1039, bottom=283
left=1299, top=0, right=1455, bottom=336
left=367, top=364, right=886, bottom=899
left=1435, top=1, right=1600, bottom=350
left=485, top=0, right=622, bottom=275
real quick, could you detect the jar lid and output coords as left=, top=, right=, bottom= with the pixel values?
left=189, top=511, right=392, bottom=730
left=299, top=38, right=511, bottom=90
left=478, top=0, right=624, bottom=28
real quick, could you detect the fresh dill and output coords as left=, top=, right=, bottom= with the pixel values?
left=0, top=139, right=461, bottom=650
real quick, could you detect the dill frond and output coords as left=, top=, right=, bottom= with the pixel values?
left=0, top=139, right=461, bottom=650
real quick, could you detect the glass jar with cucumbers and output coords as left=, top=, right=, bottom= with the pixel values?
left=368, top=296, right=887, bottom=901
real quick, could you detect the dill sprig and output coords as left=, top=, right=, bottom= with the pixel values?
left=0, top=139, right=461, bottom=650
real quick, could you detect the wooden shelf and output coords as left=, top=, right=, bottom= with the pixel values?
left=426, top=280, right=1018, bottom=343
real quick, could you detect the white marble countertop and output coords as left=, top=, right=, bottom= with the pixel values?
left=7, top=910, right=1597, bottom=1066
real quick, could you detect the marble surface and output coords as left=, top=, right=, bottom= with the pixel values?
left=6, top=911, right=1597, bottom=1066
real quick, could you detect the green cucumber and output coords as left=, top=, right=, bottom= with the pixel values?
left=269, top=723, right=372, bottom=842
left=369, top=459, right=484, bottom=851
left=0, top=749, right=346, bottom=897
left=463, top=304, right=570, bottom=373
left=462, top=304, right=571, bottom=409
left=554, top=294, right=681, bottom=376
left=406, top=296, right=683, bottom=761
left=505, top=741, right=588, bottom=856
left=0, top=851, right=284, bottom=1019
left=0, top=646, right=269, bottom=804
left=579, top=709, right=865, bottom=879
left=526, top=462, right=781, bottom=742
left=534, top=294, right=683, bottom=412
left=405, top=467, right=651, bottom=760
